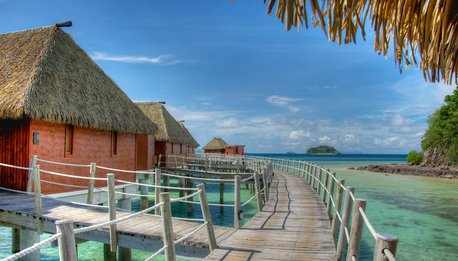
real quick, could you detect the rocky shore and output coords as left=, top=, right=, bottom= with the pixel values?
left=351, top=164, right=458, bottom=179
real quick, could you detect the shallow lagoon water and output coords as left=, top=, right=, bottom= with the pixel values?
left=1, top=154, right=457, bottom=260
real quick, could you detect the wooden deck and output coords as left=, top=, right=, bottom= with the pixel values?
left=205, top=170, right=336, bottom=260
left=0, top=190, right=235, bottom=257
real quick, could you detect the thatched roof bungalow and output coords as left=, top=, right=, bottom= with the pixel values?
left=0, top=25, right=157, bottom=193
left=137, top=102, right=199, bottom=167
left=203, top=138, right=245, bottom=155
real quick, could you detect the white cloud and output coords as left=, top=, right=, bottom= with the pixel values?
left=319, top=136, right=331, bottom=143
left=289, top=130, right=310, bottom=140
left=266, top=95, right=301, bottom=106
left=91, top=52, right=180, bottom=65
left=288, top=106, right=300, bottom=113
left=344, top=134, right=355, bottom=143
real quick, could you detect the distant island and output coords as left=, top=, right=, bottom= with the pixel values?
left=306, top=145, right=339, bottom=154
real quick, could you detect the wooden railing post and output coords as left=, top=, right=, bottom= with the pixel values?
left=155, top=168, right=161, bottom=215
left=254, top=172, right=263, bottom=211
left=312, top=164, right=316, bottom=189
left=87, top=162, right=96, bottom=204
left=158, top=154, right=162, bottom=167
left=322, top=169, right=330, bottom=203
left=317, top=167, right=322, bottom=196
left=373, top=233, right=399, bottom=261
left=326, top=173, right=336, bottom=218
left=336, top=186, right=355, bottom=260
left=140, top=173, right=149, bottom=209
left=26, top=155, right=38, bottom=192
left=234, top=175, right=241, bottom=229
left=107, top=174, right=117, bottom=253
left=160, top=193, right=176, bottom=261
left=197, top=184, right=217, bottom=251
left=347, top=199, right=367, bottom=261
left=331, top=179, right=345, bottom=237
left=305, top=163, right=310, bottom=183
left=33, top=165, right=43, bottom=233
left=56, top=220, right=77, bottom=261
left=262, top=170, right=269, bottom=203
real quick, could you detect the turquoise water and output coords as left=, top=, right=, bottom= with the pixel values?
left=253, top=153, right=458, bottom=261
left=1, top=154, right=457, bottom=260
left=0, top=179, right=257, bottom=260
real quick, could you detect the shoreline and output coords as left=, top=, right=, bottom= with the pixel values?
left=350, top=164, right=458, bottom=179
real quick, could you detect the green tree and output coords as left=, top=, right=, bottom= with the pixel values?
left=422, top=89, right=458, bottom=165
left=407, top=150, right=423, bottom=165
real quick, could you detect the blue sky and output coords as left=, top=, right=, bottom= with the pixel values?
left=1, top=0, right=455, bottom=153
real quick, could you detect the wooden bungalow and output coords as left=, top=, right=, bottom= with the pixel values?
left=137, top=102, right=199, bottom=167
left=203, top=138, right=245, bottom=155
left=0, top=25, right=157, bottom=193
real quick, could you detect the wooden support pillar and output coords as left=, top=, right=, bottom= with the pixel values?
left=347, top=199, right=367, bottom=261
left=186, top=176, right=194, bottom=213
left=160, top=193, right=176, bottom=261
left=262, top=171, right=269, bottom=202
left=87, top=162, right=96, bottom=204
left=12, top=228, right=20, bottom=254
left=104, top=244, right=116, bottom=261
left=336, top=186, right=355, bottom=261
left=331, top=179, right=345, bottom=237
left=56, top=220, right=77, bottom=261
left=163, top=175, right=170, bottom=193
left=234, top=175, right=241, bottom=229
left=19, top=229, right=40, bottom=261
left=254, top=172, right=263, bottom=211
left=118, top=198, right=132, bottom=260
left=197, top=184, right=217, bottom=251
left=179, top=178, right=185, bottom=198
left=373, top=233, right=399, bottom=261
left=326, top=173, right=336, bottom=218
left=33, top=165, right=43, bottom=233
left=154, top=169, right=161, bottom=215
left=140, top=174, right=149, bottom=210
left=107, top=174, right=117, bottom=254
left=219, top=183, right=225, bottom=204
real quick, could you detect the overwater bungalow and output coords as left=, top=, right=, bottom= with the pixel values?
left=0, top=25, right=157, bottom=193
left=137, top=102, right=199, bottom=167
left=202, top=137, right=245, bottom=155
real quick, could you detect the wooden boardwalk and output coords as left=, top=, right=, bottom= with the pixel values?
left=0, top=190, right=235, bottom=255
left=205, top=170, right=336, bottom=260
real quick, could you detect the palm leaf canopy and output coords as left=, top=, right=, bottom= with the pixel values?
left=264, top=0, right=458, bottom=84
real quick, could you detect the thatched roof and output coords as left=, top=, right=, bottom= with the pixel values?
left=0, top=26, right=157, bottom=134
left=179, top=122, right=200, bottom=148
left=264, top=0, right=458, bottom=84
left=203, top=138, right=228, bottom=150
left=137, top=102, right=199, bottom=147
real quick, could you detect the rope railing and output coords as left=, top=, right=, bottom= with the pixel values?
left=0, top=162, right=32, bottom=170
left=115, top=179, right=198, bottom=191
left=40, top=169, right=107, bottom=181
left=173, top=222, right=208, bottom=245
left=160, top=172, right=235, bottom=182
left=0, top=233, right=62, bottom=261
left=36, top=158, right=90, bottom=168
left=96, top=165, right=155, bottom=175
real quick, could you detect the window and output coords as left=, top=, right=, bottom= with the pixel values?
left=65, top=125, right=74, bottom=155
left=111, top=131, right=118, bottom=156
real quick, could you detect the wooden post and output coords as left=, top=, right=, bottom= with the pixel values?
left=12, top=228, right=20, bottom=254
left=322, top=169, right=329, bottom=203
left=234, top=175, right=241, bottom=229
left=326, top=173, right=336, bottom=218
left=254, top=172, right=263, bottom=211
left=154, top=168, right=161, bottom=215
left=163, top=174, right=170, bottom=193
left=118, top=198, right=132, bottom=260
left=33, top=165, right=43, bottom=234
left=107, top=174, right=117, bottom=253
left=219, top=183, right=224, bottom=204
left=317, top=167, right=322, bottom=196
left=331, top=179, right=345, bottom=237
left=160, top=193, right=176, bottom=261
left=26, top=155, right=37, bottom=192
left=179, top=177, right=185, bottom=198
left=347, top=199, right=367, bottom=261
left=56, top=220, right=77, bottom=261
left=186, top=176, right=194, bottom=213
left=373, top=233, right=399, bottom=261
left=197, top=184, right=217, bottom=251
left=311, top=164, right=316, bottom=189
left=336, top=186, right=355, bottom=261
left=87, top=162, right=96, bottom=204
left=262, top=170, right=269, bottom=202
left=19, top=229, right=40, bottom=261
left=140, top=174, right=149, bottom=210
left=158, top=154, right=162, bottom=167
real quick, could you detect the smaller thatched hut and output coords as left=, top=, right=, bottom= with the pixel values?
left=0, top=25, right=157, bottom=193
left=203, top=138, right=245, bottom=155
left=137, top=102, right=199, bottom=167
